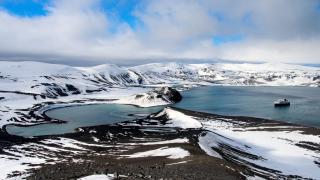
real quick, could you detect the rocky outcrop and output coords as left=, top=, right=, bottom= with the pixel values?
left=116, top=87, right=182, bottom=107
left=152, top=87, right=182, bottom=103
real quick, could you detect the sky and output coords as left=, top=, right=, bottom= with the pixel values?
left=0, top=0, right=320, bottom=65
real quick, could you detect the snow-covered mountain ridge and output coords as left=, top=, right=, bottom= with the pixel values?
left=0, top=61, right=319, bottom=99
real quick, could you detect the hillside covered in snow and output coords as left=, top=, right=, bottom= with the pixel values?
left=0, top=61, right=319, bottom=99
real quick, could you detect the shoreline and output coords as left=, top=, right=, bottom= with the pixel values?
left=1, top=105, right=320, bottom=179
left=4, top=85, right=320, bottom=138
left=5, top=101, right=319, bottom=138
left=1, top=85, right=320, bottom=179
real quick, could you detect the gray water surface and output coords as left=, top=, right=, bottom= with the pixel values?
left=6, top=86, right=320, bottom=137
left=6, top=104, right=163, bottom=137
left=175, top=86, right=320, bottom=127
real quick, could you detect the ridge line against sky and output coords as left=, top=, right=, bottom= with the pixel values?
left=0, top=0, right=320, bottom=65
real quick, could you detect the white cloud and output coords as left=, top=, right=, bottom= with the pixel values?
left=134, top=0, right=218, bottom=48
left=0, top=0, right=319, bottom=64
left=218, top=38, right=320, bottom=63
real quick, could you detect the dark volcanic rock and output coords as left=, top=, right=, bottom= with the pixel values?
left=127, top=86, right=182, bottom=106
left=65, top=84, right=81, bottom=95
left=313, top=76, right=320, bottom=81
left=153, top=86, right=182, bottom=103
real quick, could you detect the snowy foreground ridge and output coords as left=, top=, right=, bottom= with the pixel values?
left=152, top=107, right=320, bottom=179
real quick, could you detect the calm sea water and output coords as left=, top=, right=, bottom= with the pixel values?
left=6, top=104, right=163, bottom=137
left=176, top=86, right=320, bottom=126
left=6, top=86, right=320, bottom=137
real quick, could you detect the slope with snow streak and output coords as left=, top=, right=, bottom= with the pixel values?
left=78, top=174, right=115, bottom=180
left=150, top=107, right=320, bottom=179
left=151, top=107, right=202, bottom=129
left=122, top=146, right=190, bottom=159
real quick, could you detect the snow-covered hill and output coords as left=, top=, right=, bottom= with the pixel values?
left=148, top=107, right=320, bottom=179
left=0, top=61, right=319, bottom=98
left=130, top=62, right=320, bottom=86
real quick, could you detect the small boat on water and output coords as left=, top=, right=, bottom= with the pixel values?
left=274, top=99, right=290, bottom=107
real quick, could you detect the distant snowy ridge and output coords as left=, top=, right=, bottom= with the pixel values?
left=130, top=62, right=320, bottom=87
left=0, top=61, right=319, bottom=99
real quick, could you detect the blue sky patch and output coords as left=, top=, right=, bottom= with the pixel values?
left=210, top=11, right=225, bottom=22
left=0, top=0, right=49, bottom=17
left=242, top=11, right=254, bottom=27
left=212, top=34, right=244, bottom=46
left=316, top=2, right=320, bottom=12
left=101, top=0, right=140, bottom=29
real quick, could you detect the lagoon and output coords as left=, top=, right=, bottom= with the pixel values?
left=6, top=86, right=320, bottom=137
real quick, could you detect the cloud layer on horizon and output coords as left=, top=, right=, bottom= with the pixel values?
left=0, top=0, right=320, bottom=65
